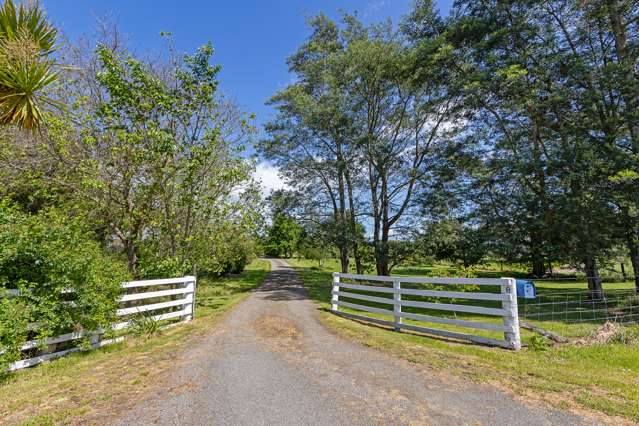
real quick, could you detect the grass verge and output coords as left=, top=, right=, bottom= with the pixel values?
left=0, top=259, right=271, bottom=426
left=288, top=258, right=639, bottom=423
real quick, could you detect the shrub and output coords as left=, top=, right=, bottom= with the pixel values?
left=198, top=227, right=256, bottom=276
left=138, top=254, right=190, bottom=280
left=0, top=297, right=29, bottom=369
left=528, top=334, right=550, bottom=351
left=0, top=202, right=128, bottom=371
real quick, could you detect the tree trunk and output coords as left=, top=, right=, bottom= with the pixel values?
left=376, top=173, right=390, bottom=276
left=584, top=256, right=604, bottom=300
left=620, top=261, right=627, bottom=280
left=629, top=240, right=639, bottom=293
left=339, top=247, right=349, bottom=274
left=352, top=242, right=363, bottom=274
left=531, top=258, right=545, bottom=278
left=376, top=238, right=390, bottom=276
left=369, top=161, right=383, bottom=276
left=607, top=0, right=639, bottom=153
left=344, top=167, right=363, bottom=274
left=530, top=231, right=545, bottom=277
left=125, top=241, right=139, bottom=278
left=336, top=168, right=349, bottom=273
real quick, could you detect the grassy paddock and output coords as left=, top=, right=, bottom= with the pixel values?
left=0, top=259, right=271, bottom=426
left=302, top=258, right=637, bottom=338
left=288, top=258, right=639, bottom=422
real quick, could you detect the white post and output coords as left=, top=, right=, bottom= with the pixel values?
left=393, top=278, right=402, bottom=331
left=501, top=277, right=521, bottom=350
left=183, top=275, right=196, bottom=321
left=331, top=273, right=340, bottom=312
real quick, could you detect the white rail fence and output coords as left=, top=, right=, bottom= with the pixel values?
left=331, top=273, right=521, bottom=350
left=4, top=276, right=196, bottom=371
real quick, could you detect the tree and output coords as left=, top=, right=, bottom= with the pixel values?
left=297, top=222, right=333, bottom=267
left=261, top=14, right=364, bottom=273
left=265, top=214, right=302, bottom=258
left=419, top=219, right=487, bottom=269
left=1, top=39, right=258, bottom=277
left=264, top=11, right=460, bottom=275
left=340, top=13, right=460, bottom=275
left=436, top=0, right=633, bottom=297
left=0, top=0, right=59, bottom=129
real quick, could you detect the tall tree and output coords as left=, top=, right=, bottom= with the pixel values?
left=441, top=0, right=629, bottom=297
left=261, top=14, right=364, bottom=273
left=341, top=13, right=459, bottom=275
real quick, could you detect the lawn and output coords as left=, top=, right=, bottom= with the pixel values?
left=0, top=259, right=271, bottom=426
left=288, top=258, right=639, bottom=423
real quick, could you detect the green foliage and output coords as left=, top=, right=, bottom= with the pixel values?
left=199, top=226, right=257, bottom=275
left=420, top=220, right=488, bottom=269
left=443, top=0, right=639, bottom=287
left=0, top=0, right=59, bottom=129
left=0, top=297, right=28, bottom=369
left=528, top=334, right=550, bottom=352
left=265, top=214, right=302, bottom=258
left=138, top=255, right=189, bottom=280
left=16, top=41, right=261, bottom=278
left=0, top=201, right=128, bottom=371
left=128, top=312, right=161, bottom=339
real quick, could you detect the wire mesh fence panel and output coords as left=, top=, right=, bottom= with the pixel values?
left=519, top=288, right=639, bottom=338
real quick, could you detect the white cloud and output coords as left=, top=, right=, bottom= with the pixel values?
left=366, top=0, right=388, bottom=15
left=254, top=162, right=288, bottom=196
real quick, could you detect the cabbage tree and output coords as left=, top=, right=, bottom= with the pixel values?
left=0, top=0, right=58, bottom=130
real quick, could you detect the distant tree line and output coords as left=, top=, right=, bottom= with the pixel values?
left=260, top=0, right=639, bottom=296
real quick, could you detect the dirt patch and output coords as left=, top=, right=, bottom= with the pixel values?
left=254, top=315, right=302, bottom=341
left=574, top=322, right=623, bottom=346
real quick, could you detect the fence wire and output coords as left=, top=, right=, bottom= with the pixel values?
left=520, top=289, right=639, bottom=335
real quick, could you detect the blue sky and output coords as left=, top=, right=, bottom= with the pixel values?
left=46, top=1, right=453, bottom=133
left=45, top=0, right=453, bottom=192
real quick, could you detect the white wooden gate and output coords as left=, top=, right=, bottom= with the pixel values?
left=5, top=276, right=196, bottom=371
left=331, top=273, right=521, bottom=350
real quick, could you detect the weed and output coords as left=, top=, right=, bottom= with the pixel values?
left=129, top=311, right=161, bottom=339
left=528, top=334, right=550, bottom=351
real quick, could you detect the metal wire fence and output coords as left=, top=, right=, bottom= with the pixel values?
left=520, top=288, right=639, bottom=338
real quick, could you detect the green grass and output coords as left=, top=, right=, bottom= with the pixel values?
left=0, top=259, right=271, bottom=426
left=289, top=258, right=639, bottom=422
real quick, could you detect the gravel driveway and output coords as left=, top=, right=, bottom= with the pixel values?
left=113, top=259, right=593, bottom=425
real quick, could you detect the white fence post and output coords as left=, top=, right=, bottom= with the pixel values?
left=183, top=275, right=196, bottom=321
left=393, top=278, right=402, bottom=331
left=331, top=273, right=340, bottom=312
left=501, top=277, right=521, bottom=350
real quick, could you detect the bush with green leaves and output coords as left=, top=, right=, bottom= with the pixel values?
left=528, top=334, right=550, bottom=351
left=198, top=226, right=256, bottom=276
left=0, top=202, right=128, bottom=370
left=138, top=253, right=190, bottom=280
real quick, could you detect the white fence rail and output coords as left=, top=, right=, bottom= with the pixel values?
left=4, top=276, right=196, bottom=371
left=331, top=273, right=521, bottom=350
